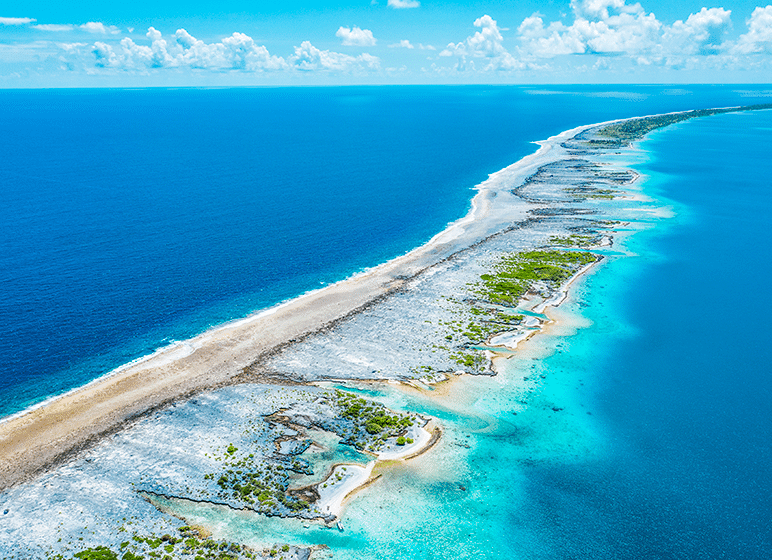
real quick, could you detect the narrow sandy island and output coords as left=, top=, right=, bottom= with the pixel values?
left=315, top=462, right=375, bottom=519
left=313, top=423, right=437, bottom=521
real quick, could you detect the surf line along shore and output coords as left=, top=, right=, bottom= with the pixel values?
left=2, top=104, right=767, bottom=493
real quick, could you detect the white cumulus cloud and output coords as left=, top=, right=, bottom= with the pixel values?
left=519, top=1, right=662, bottom=57
left=441, top=15, right=523, bottom=71
left=89, top=28, right=287, bottom=72
left=81, top=22, right=120, bottom=35
left=57, top=3, right=772, bottom=78
left=570, top=0, right=642, bottom=20
left=666, top=7, right=732, bottom=55
left=336, top=26, right=377, bottom=47
left=93, top=41, right=120, bottom=67
left=84, top=28, right=383, bottom=74
left=0, top=17, right=36, bottom=25
left=515, top=0, right=751, bottom=68
left=33, top=24, right=75, bottom=32
left=58, top=42, right=87, bottom=52
left=437, top=2, right=768, bottom=74
left=734, top=5, right=772, bottom=54
left=517, top=15, right=586, bottom=56
left=220, top=32, right=287, bottom=70
left=291, top=40, right=380, bottom=71
left=388, top=0, right=420, bottom=8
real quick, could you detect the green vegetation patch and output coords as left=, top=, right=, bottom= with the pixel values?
left=595, top=104, right=772, bottom=146
left=203, top=447, right=310, bottom=514
left=473, top=250, right=596, bottom=307
left=431, top=249, right=598, bottom=373
left=564, top=186, right=616, bottom=200
left=72, top=547, right=119, bottom=560
left=54, top=526, right=279, bottom=560
left=549, top=234, right=596, bottom=248
left=327, top=390, right=417, bottom=453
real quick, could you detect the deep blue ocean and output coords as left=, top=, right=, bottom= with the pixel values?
left=562, top=110, right=772, bottom=558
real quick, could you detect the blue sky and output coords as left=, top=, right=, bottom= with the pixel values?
left=1, top=0, right=771, bottom=86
